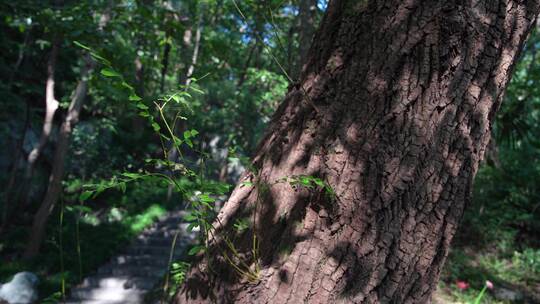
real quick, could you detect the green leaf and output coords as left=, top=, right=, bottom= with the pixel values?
left=178, top=91, right=192, bottom=98
left=79, top=191, right=93, bottom=201
left=121, top=82, right=134, bottom=90
left=188, top=245, right=204, bottom=256
left=183, top=213, right=197, bottom=222
left=199, top=194, right=216, bottom=203
left=136, top=103, right=148, bottom=110
left=189, top=86, right=205, bottom=94
left=313, top=178, right=325, bottom=187
left=185, top=138, right=193, bottom=148
left=118, top=182, right=126, bottom=193
left=151, top=122, right=161, bottom=132
left=300, top=176, right=313, bottom=187
left=90, top=52, right=111, bottom=65
left=130, top=94, right=142, bottom=101
left=100, top=68, right=121, bottom=77
left=186, top=222, right=199, bottom=232
left=190, top=129, right=199, bottom=137
left=173, top=136, right=183, bottom=147
left=71, top=205, right=92, bottom=213
left=73, top=40, right=91, bottom=51
left=121, top=172, right=142, bottom=179
left=171, top=94, right=182, bottom=103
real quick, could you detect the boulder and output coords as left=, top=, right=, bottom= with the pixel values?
left=0, top=272, right=39, bottom=304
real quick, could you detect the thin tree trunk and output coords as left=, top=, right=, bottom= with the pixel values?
left=23, top=7, right=112, bottom=259
left=160, top=31, right=171, bottom=93
left=185, top=13, right=202, bottom=86
left=23, top=56, right=93, bottom=259
left=175, top=0, right=540, bottom=303
left=131, top=1, right=148, bottom=139
left=236, top=40, right=256, bottom=88
left=160, top=2, right=173, bottom=93
left=22, top=38, right=60, bottom=199
left=16, top=0, right=62, bottom=207
left=167, top=12, right=203, bottom=201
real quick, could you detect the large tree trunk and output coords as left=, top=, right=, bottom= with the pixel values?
left=176, top=0, right=540, bottom=303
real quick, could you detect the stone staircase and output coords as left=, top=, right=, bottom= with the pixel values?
left=65, top=210, right=194, bottom=304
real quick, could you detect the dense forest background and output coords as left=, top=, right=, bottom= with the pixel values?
left=0, top=0, right=538, bottom=303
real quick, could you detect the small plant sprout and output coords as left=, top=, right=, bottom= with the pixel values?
left=473, top=280, right=495, bottom=304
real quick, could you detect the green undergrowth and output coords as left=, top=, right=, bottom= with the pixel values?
left=438, top=145, right=540, bottom=304
left=439, top=247, right=540, bottom=303
left=0, top=179, right=173, bottom=302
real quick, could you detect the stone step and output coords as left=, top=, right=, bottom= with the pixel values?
left=147, top=222, right=186, bottom=230
left=143, top=227, right=183, bottom=237
left=156, top=216, right=185, bottom=224
left=134, top=236, right=176, bottom=247
left=127, top=245, right=183, bottom=256
left=80, top=275, right=156, bottom=290
left=70, top=286, right=145, bottom=302
left=111, top=254, right=170, bottom=267
left=157, top=211, right=186, bottom=220
left=97, top=264, right=166, bottom=277
left=133, top=239, right=192, bottom=252
left=66, top=209, right=194, bottom=304
left=65, top=301, right=140, bottom=304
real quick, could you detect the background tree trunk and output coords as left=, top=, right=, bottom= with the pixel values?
left=21, top=38, right=60, bottom=205
left=23, top=56, right=93, bottom=259
left=175, top=0, right=540, bottom=303
left=23, top=7, right=112, bottom=259
left=166, top=10, right=203, bottom=202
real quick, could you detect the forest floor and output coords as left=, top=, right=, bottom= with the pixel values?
left=0, top=183, right=538, bottom=303
left=436, top=228, right=540, bottom=303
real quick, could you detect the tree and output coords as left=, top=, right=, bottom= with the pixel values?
left=21, top=37, right=60, bottom=206
left=23, top=5, right=112, bottom=259
left=175, top=0, right=540, bottom=303
left=23, top=55, right=94, bottom=258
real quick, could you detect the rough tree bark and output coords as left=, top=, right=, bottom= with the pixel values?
left=176, top=0, right=540, bottom=303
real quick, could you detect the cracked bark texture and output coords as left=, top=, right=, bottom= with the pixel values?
left=175, top=0, right=540, bottom=303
